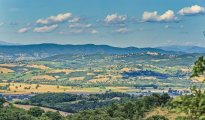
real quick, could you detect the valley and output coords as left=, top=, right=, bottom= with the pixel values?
left=0, top=47, right=201, bottom=91
left=0, top=44, right=204, bottom=120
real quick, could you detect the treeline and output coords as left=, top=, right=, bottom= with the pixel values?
left=15, top=92, right=134, bottom=113
left=68, top=93, right=171, bottom=120
left=0, top=93, right=171, bottom=120
left=0, top=103, right=64, bottom=120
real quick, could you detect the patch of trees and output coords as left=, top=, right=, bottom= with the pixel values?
left=0, top=106, right=63, bottom=120
left=15, top=92, right=134, bottom=113
left=168, top=56, right=205, bottom=119
left=67, top=93, right=171, bottom=120
left=1, top=93, right=170, bottom=120
left=122, top=70, right=169, bottom=79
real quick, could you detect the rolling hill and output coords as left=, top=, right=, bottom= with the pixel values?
left=0, top=43, right=177, bottom=60
left=158, top=45, right=205, bottom=53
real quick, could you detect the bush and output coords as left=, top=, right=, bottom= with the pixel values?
left=45, top=111, right=62, bottom=120
left=146, top=115, right=169, bottom=120
left=28, top=107, right=45, bottom=117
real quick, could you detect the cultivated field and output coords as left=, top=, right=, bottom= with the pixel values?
left=0, top=83, right=138, bottom=94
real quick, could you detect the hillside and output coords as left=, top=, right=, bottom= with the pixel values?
left=158, top=45, right=205, bottom=53
left=0, top=44, right=177, bottom=61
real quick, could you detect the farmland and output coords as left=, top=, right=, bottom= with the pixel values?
left=0, top=52, right=202, bottom=94
left=0, top=83, right=138, bottom=94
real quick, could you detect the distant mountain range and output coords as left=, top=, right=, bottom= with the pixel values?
left=0, top=43, right=205, bottom=60
left=0, top=41, right=20, bottom=46
left=157, top=45, right=205, bottom=53
left=0, top=43, right=176, bottom=60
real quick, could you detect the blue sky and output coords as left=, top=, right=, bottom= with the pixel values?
left=0, top=0, right=205, bottom=47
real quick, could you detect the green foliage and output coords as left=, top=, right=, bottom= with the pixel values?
left=146, top=115, right=169, bottom=120
left=67, top=93, right=171, bottom=120
left=0, top=93, right=171, bottom=120
left=0, top=97, right=6, bottom=107
left=191, top=56, right=205, bottom=78
left=28, top=107, right=45, bottom=117
left=45, top=111, right=62, bottom=120
left=169, top=56, right=205, bottom=119
left=0, top=107, right=34, bottom=120
left=17, top=92, right=133, bottom=113
left=200, top=116, right=205, bottom=120
left=34, top=116, right=50, bottom=120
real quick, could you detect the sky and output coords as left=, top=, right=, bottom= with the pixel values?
left=0, top=0, right=205, bottom=47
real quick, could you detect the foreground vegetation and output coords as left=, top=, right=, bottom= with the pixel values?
left=0, top=93, right=172, bottom=120
left=15, top=92, right=133, bottom=113
left=4, top=91, right=205, bottom=120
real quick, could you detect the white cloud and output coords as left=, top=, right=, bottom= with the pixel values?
left=164, top=24, right=184, bottom=29
left=36, top=13, right=72, bottom=24
left=69, top=23, right=92, bottom=28
left=142, top=10, right=178, bottom=22
left=91, top=30, right=98, bottom=34
left=33, top=24, right=58, bottom=33
left=104, top=13, right=127, bottom=24
left=69, top=29, right=98, bottom=34
left=115, top=28, right=130, bottom=33
left=68, top=17, right=80, bottom=23
left=17, top=27, right=29, bottom=33
left=178, top=5, right=205, bottom=16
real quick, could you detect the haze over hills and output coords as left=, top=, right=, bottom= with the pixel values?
left=0, top=43, right=177, bottom=60
left=1, top=43, right=205, bottom=61
left=157, top=45, right=205, bottom=53
left=0, top=41, right=20, bottom=46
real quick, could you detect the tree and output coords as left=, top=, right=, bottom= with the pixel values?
left=159, top=93, right=171, bottom=106
left=0, top=98, right=6, bottom=107
left=0, top=108, right=34, bottom=120
left=36, top=84, right=40, bottom=89
left=169, top=56, right=205, bottom=119
left=28, top=107, right=45, bottom=117
left=45, top=111, right=62, bottom=120
left=122, top=102, right=135, bottom=119
left=34, top=116, right=50, bottom=120
left=189, top=56, right=205, bottom=119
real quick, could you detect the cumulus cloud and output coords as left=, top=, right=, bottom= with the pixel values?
left=104, top=13, right=127, bottom=24
left=142, top=10, right=178, bottom=22
left=69, top=23, right=92, bottom=28
left=36, top=13, right=72, bottom=24
left=33, top=24, right=58, bottom=33
left=17, top=27, right=29, bottom=33
left=178, top=5, right=205, bottom=16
